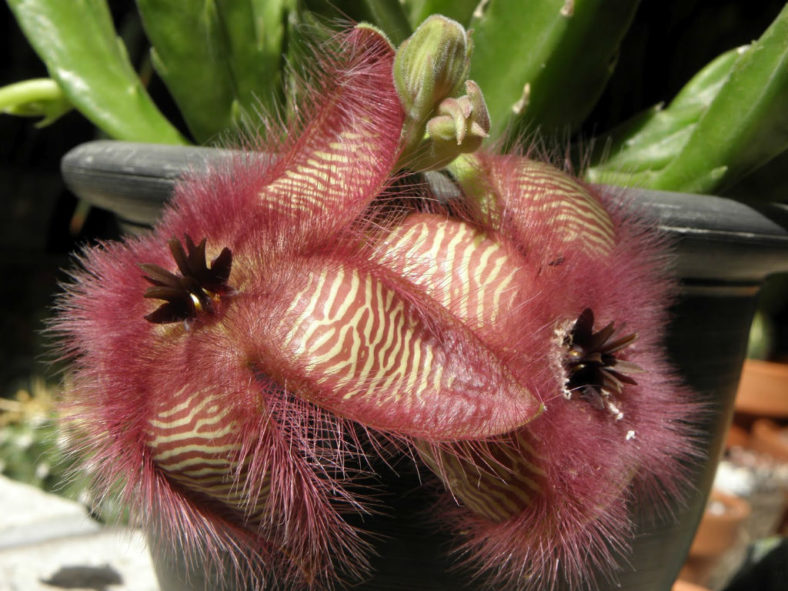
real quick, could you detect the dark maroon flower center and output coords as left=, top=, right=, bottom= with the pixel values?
left=139, top=235, right=233, bottom=324
left=563, top=308, right=641, bottom=417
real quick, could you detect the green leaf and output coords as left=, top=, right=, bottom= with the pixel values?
left=586, top=47, right=742, bottom=183
left=646, top=4, right=788, bottom=194
left=0, top=78, right=73, bottom=127
left=137, top=0, right=237, bottom=143
left=7, top=0, right=186, bottom=143
left=302, top=0, right=412, bottom=45
left=138, top=1, right=296, bottom=142
left=403, top=0, right=479, bottom=28
left=468, top=0, right=640, bottom=140
left=214, top=0, right=294, bottom=120
left=358, top=0, right=412, bottom=45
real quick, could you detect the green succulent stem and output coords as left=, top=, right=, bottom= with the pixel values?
left=468, top=0, right=640, bottom=141
left=588, top=4, right=788, bottom=197
left=136, top=0, right=296, bottom=143
left=301, top=0, right=412, bottom=45
left=404, top=0, right=479, bottom=28
left=646, top=3, right=788, bottom=194
left=358, top=0, right=412, bottom=45
left=0, top=78, right=62, bottom=111
left=446, top=153, right=501, bottom=225
left=0, top=78, right=72, bottom=126
left=7, top=0, right=186, bottom=144
left=585, top=47, right=743, bottom=183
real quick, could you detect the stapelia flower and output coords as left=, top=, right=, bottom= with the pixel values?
left=53, top=26, right=414, bottom=589
left=391, top=153, right=702, bottom=589
left=53, top=20, right=698, bottom=591
left=52, top=24, right=538, bottom=590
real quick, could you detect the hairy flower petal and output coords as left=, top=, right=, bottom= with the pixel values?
left=245, top=255, right=540, bottom=439
left=156, top=25, right=406, bottom=260
left=53, top=25, right=407, bottom=590
left=416, top=155, right=701, bottom=589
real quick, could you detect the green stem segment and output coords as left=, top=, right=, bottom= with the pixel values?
left=403, top=0, right=479, bottom=28
left=588, top=4, right=788, bottom=196
left=0, top=78, right=72, bottom=126
left=137, top=0, right=294, bottom=143
left=468, top=0, right=640, bottom=140
left=358, top=0, right=413, bottom=45
left=7, top=0, right=186, bottom=144
left=447, top=153, right=500, bottom=225
left=301, top=0, right=412, bottom=45
left=646, top=3, right=788, bottom=194
left=585, top=47, right=742, bottom=184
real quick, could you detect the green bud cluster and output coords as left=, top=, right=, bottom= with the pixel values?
left=394, top=15, right=490, bottom=171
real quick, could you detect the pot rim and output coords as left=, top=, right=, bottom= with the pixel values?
left=61, top=140, right=788, bottom=283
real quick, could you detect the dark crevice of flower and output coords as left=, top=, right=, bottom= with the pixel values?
left=563, top=308, right=641, bottom=418
left=139, top=235, right=233, bottom=324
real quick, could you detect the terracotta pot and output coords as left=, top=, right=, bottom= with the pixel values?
left=750, top=418, right=788, bottom=462
left=689, top=490, right=751, bottom=558
left=726, top=423, right=751, bottom=449
left=672, top=580, right=711, bottom=591
left=679, top=490, right=751, bottom=588
left=735, top=359, right=788, bottom=418
left=60, top=141, right=788, bottom=591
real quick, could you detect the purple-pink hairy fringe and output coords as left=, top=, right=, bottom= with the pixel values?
left=52, top=25, right=702, bottom=591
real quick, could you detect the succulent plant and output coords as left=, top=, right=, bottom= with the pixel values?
left=4, top=1, right=786, bottom=200
left=5, top=1, right=786, bottom=589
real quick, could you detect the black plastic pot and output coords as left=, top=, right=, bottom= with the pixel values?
left=61, top=140, right=788, bottom=591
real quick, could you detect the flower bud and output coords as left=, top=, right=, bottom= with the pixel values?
left=413, top=80, right=490, bottom=170
left=393, top=17, right=494, bottom=171
left=394, top=15, right=470, bottom=121
left=428, top=81, right=489, bottom=143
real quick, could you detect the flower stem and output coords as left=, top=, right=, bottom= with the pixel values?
left=0, top=78, right=72, bottom=126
